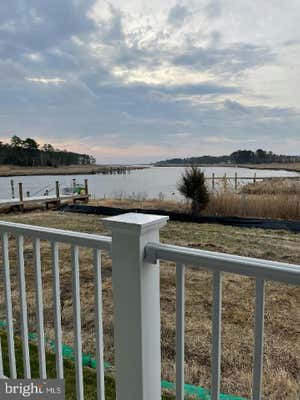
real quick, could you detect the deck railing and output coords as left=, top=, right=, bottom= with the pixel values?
left=144, top=241, right=300, bottom=400
left=0, top=213, right=300, bottom=400
left=0, top=220, right=111, bottom=400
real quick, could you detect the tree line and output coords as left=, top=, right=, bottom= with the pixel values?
left=0, top=136, right=96, bottom=167
left=156, top=149, right=300, bottom=165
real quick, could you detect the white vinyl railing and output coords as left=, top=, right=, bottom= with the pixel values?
left=0, top=213, right=300, bottom=400
left=144, top=241, right=300, bottom=400
left=0, top=220, right=111, bottom=400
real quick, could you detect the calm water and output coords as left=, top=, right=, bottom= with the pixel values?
left=0, top=166, right=299, bottom=200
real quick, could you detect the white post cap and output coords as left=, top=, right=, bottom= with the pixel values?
left=103, top=212, right=169, bottom=234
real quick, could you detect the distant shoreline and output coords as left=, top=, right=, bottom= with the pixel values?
left=1, top=163, right=300, bottom=178
left=155, top=163, right=300, bottom=173
left=0, top=164, right=147, bottom=177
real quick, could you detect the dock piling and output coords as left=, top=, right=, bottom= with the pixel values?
left=84, top=179, right=89, bottom=203
left=10, top=179, right=15, bottom=199
left=56, top=181, right=60, bottom=205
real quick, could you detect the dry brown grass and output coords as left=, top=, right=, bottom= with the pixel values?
left=89, top=198, right=188, bottom=212
left=206, top=179, right=300, bottom=220
left=94, top=189, right=300, bottom=220
left=239, top=163, right=300, bottom=173
left=241, top=179, right=300, bottom=195
left=0, top=211, right=300, bottom=399
left=205, top=192, right=300, bottom=220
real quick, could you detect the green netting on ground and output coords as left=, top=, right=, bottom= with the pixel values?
left=161, top=380, right=246, bottom=400
left=0, top=321, right=246, bottom=399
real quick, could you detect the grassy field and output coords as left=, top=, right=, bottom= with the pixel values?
left=0, top=164, right=145, bottom=177
left=238, top=163, right=300, bottom=173
left=0, top=210, right=300, bottom=399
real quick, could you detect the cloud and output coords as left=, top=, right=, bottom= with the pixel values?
left=168, top=4, right=191, bottom=26
left=0, top=0, right=96, bottom=57
left=173, top=43, right=276, bottom=76
left=205, top=0, right=221, bottom=18
left=26, top=77, right=66, bottom=84
left=0, top=0, right=299, bottom=162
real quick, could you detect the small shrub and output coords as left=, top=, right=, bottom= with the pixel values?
left=178, top=166, right=209, bottom=214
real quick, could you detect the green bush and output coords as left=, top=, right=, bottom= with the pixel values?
left=178, top=166, right=209, bottom=214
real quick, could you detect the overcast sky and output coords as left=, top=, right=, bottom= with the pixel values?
left=0, top=0, right=299, bottom=163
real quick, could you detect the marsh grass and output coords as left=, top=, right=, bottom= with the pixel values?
left=93, top=178, right=300, bottom=220
left=205, top=192, right=300, bottom=219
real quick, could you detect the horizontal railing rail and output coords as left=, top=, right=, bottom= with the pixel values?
left=145, top=241, right=300, bottom=400
left=145, top=241, right=300, bottom=285
left=0, top=221, right=111, bottom=251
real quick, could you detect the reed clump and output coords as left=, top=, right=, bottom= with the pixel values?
left=205, top=179, right=300, bottom=220
left=206, top=192, right=300, bottom=220
left=241, top=178, right=300, bottom=195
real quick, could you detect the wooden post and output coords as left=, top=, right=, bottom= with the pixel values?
left=84, top=179, right=89, bottom=203
left=26, top=191, right=30, bottom=198
left=224, top=173, right=227, bottom=191
left=56, top=181, right=60, bottom=205
left=253, top=173, right=256, bottom=184
left=10, top=179, right=15, bottom=199
left=18, top=182, right=24, bottom=212
left=72, top=179, right=76, bottom=191
left=212, top=173, right=215, bottom=191
left=235, top=172, right=238, bottom=191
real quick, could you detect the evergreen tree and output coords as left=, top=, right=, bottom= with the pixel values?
left=178, top=166, right=209, bottom=214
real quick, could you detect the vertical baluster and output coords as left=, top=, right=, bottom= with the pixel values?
left=1, top=232, right=16, bottom=378
left=211, top=271, right=222, bottom=400
left=33, top=238, right=47, bottom=379
left=71, top=245, right=84, bottom=400
left=94, top=248, right=105, bottom=400
left=176, top=263, right=185, bottom=400
left=252, top=278, right=265, bottom=400
left=0, top=335, right=3, bottom=378
left=16, top=235, right=31, bottom=378
left=51, top=241, right=63, bottom=379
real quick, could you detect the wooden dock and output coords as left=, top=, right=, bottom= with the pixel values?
left=0, top=193, right=89, bottom=210
left=0, top=179, right=90, bottom=212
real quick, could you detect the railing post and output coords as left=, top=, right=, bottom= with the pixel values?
left=103, top=213, right=168, bottom=400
